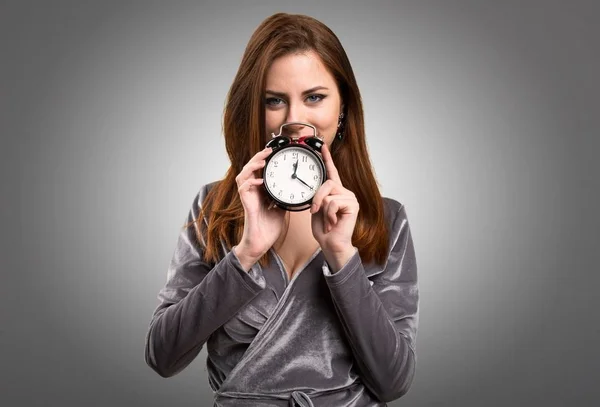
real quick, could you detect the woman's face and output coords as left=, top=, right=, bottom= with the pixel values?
left=264, top=50, right=343, bottom=148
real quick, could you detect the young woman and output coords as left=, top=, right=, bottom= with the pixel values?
left=144, top=12, right=419, bottom=407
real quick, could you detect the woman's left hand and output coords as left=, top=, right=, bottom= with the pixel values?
left=310, top=143, right=359, bottom=271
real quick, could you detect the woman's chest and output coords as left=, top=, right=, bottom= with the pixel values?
left=272, top=213, right=321, bottom=281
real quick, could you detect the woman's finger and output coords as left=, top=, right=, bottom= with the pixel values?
left=236, top=160, right=264, bottom=185
left=323, top=196, right=356, bottom=232
left=235, top=149, right=271, bottom=185
left=321, top=143, right=342, bottom=185
left=310, top=179, right=345, bottom=213
left=238, top=177, right=264, bottom=193
left=323, top=198, right=339, bottom=232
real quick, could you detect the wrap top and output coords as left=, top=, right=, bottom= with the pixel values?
left=144, top=181, right=419, bottom=406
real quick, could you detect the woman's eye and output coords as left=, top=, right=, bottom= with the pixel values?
left=306, top=94, right=326, bottom=103
left=266, top=97, right=284, bottom=106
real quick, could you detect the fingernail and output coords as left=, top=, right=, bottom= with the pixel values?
left=311, top=203, right=317, bottom=213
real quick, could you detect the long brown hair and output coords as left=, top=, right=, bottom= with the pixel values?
left=188, top=12, right=389, bottom=268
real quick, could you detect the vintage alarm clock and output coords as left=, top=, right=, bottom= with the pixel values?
left=262, top=122, right=327, bottom=211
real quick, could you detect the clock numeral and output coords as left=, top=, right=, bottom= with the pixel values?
left=302, top=156, right=308, bottom=162
left=292, top=152, right=298, bottom=159
left=290, top=193, right=294, bottom=200
left=309, top=164, right=315, bottom=171
left=269, top=171, right=274, bottom=177
left=301, top=192, right=305, bottom=198
left=278, top=190, right=282, bottom=197
left=273, top=160, right=278, bottom=167
left=313, top=175, right=319, bottom=181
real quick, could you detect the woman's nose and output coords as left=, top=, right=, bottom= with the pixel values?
left=284, top=105, right=312, bottom=136
left=285, top=102, right=307, bottom=124
left=283, top=122, right=308, bottom=138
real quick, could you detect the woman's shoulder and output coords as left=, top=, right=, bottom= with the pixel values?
left=183, top=180, right=222, bottom=223
left=196, top=180, right=221, bottom=205
left=186, top=179, right=221, bottom=210
left=381, top=196, right=406, bottom=223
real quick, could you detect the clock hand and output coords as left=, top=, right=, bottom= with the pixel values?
left=295, top=175, right=314, bottom=191
left=291, top=159, right=313, bottom=190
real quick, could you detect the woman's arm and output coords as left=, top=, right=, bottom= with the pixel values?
left=322, top=202, right=419, bottom=402
left=144, top=185, right=266, bottom=378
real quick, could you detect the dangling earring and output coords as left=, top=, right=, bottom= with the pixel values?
left=336, top=111, right=345, bottom=141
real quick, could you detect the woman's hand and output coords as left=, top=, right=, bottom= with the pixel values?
left=235, top=147, right=286, bottom=262
left=310, top=143, right=359, bottom=272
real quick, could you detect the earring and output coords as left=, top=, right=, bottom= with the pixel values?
left=336, top=111, right=345, bottom=141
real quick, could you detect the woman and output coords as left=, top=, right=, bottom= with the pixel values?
left=144, top=12, right=419, bottom=407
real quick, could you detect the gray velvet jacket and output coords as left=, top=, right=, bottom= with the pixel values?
left=144, top=181, right=419, bottom=406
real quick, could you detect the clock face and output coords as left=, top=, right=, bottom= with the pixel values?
left=264, top=145, right=324, bottom=206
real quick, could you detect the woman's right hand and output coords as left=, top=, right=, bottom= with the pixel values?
left=234, top=147, right=286, bottom=263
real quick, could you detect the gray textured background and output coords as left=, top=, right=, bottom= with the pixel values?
left=1, top=0, right=599, bottom=406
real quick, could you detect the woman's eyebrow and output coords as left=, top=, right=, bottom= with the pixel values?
left=265, top=86, right=329, bottom=97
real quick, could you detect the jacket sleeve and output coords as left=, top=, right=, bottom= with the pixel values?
left=321, top=202, right=419, bottom=402
left=144, top=185, right=267, bottom=378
